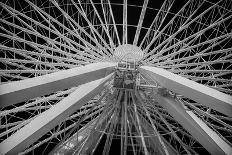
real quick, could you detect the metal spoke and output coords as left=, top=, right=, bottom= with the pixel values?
left=0, top=0, right=231, bottom=154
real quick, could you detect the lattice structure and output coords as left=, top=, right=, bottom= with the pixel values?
left=0, top=0, right=232, bottom=154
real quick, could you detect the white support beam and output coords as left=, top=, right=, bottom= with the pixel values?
left=133, top=0, right=149, bottom=46
left=153, top=94, right=232, bottom=155
left=139, top=66, right=232, bottom=117
left=0, top=73, right=113, bottom=155
left=0, top=62, right=116, bottom=107
left=123, top=0, right=127, bottom=44
left=135, top=90, right=170, bottom=155
left=131, top=94, right=149, bottom=155
left=105, top=0, right=121, bottom=45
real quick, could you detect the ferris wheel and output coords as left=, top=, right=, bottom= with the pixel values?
left=0, top=0, right=232, bottom=154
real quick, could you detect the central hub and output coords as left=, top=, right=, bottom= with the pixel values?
left=113, top=44, right=143, bottom=90
left=114, top=44, right=144, bottom=62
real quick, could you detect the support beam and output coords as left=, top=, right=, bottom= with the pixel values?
left=133, top=0, right=149, bottom=46
left=131, top=94, right=149, bottom=155
left=79, top=99, right=117, bottom=155
left=48, top=119, right=97, bottom=155
left=0, top=62, right=116, bottom=107
left=0, top=73, right=113, bottom=155
left=135, top=90, right=170, bottom=155
left=122, top=0, right=127, bottom=44
left=152, top=94, right=232, bottom=155
left=139, top=66, right=232, bottom=117
left=104, top=0, right=121, bottom=45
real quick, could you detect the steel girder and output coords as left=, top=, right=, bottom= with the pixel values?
left=153, top=94, right=232, bottom=155
left=0, top=62, right=116, bottom=107
left=0, top=72, right=114, bottom=155
left=139, top=66, right=232, bottom=117
left=138, top=66, right=232, bottom=155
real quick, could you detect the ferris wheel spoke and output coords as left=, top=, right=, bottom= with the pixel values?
left=172, top=69, right=232, bottom=74
left=49, top=118, right=96, bottom=155
left=0, top=15, right=85, bottom=59
left=46, top=95, right=113, bottom=154
left=0, top=0, right=231, bottom=154
left=135, top=90, right=170, bottom=155
left=146, top=30, right=232, bottom=64
left=101, top=101, right=118, bottom=155
left=142, top=0, right=203, bottom=54
left=78, top=98, right=118, bottom=154
left=141, top=94, right=195, bottom=154
left=153, top=59, right=231, bottom=69
left=0, top=62, right=115, bottom=107
left=70, top=0, right=115, bottom=54
left=0, top=2, right=86, bottom=55
left=0, top=74, right=112, bottom=154
left=139, top=0, right=176, bottom=49
left=0, top=58, right=31, bottom=70
left=88, top=0, right=116, bottom=50
left=160, top=20, right=231, bottom=62
left=144, top=0, right=225, bottom=59
left=0, top=73, right=28, bottom=81
left=156, top=43, right=231, bottom=66
left=133, top=0, right=149, bottom=46
left=131, top=93, right=149, bottom=155
left=0, top=57, right=73, bottom=68
left=0, top=44, right=82, bottom=69
left=0, top=87, right=76, bottom=116
left=139, top=66, right=232, bottom=117
left=154, top=93, right=231, bottom=155
left=23, top=100, right=108, bottom=154
left=24, top=0, right=104, bottom=59
left=205, top=0, right=232, bottom=14
left=102, top=0, right=121, bottom=46
left=127, top=104, right=146, bottom=154
left=181, top=75, right=231, bottom=83
left=141, top=0, right=174, bottom=51
left=122, top=0, right=127, bottom=44
left=0, top=29, right=90, bottom=66
left=0, top=44, right=43, bottom=63
left=145, top=14, right=232, bottom=63
left=49, top=0, right=112, bottom=58
left=137, top=112, right=170, bottom=154
left=182, top=99, right=232, bottom=132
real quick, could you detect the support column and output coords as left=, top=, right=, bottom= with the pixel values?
left=0, top=73, right=113, bottom=155
left=139, top=66, right=232, bottom=117
left=0, top=62, right=116, bottom=107
left=153, top=93, right=232, bottom=155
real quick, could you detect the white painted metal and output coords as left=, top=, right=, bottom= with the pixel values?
left=123, top=0, right=127, bottom=44
left=153, top=93, right=232, bottom=155
left=103, top=0, right=121, bottom=45
left=0, top=62, right=116, bottom=107
left=139, top=66, right=232, bottom=117
left=0, top=0, right=231, bottom=154
left=133, top=0, right=149, bottom=46
left=0, top=73, right=113, bottom=155
left=131, top=94, right=149, bottom=155
left=114, top=44, right=144, bottom=62
left=135, top=90, right=170, bottom=155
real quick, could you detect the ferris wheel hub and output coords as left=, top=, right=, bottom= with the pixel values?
left=114, top=44, right=144, bottom=62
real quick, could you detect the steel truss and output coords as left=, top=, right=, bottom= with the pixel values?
left=0, top=0, right=232, bottom=154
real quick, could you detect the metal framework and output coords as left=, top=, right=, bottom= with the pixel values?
left=0, top=0, right=232, bottom=154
